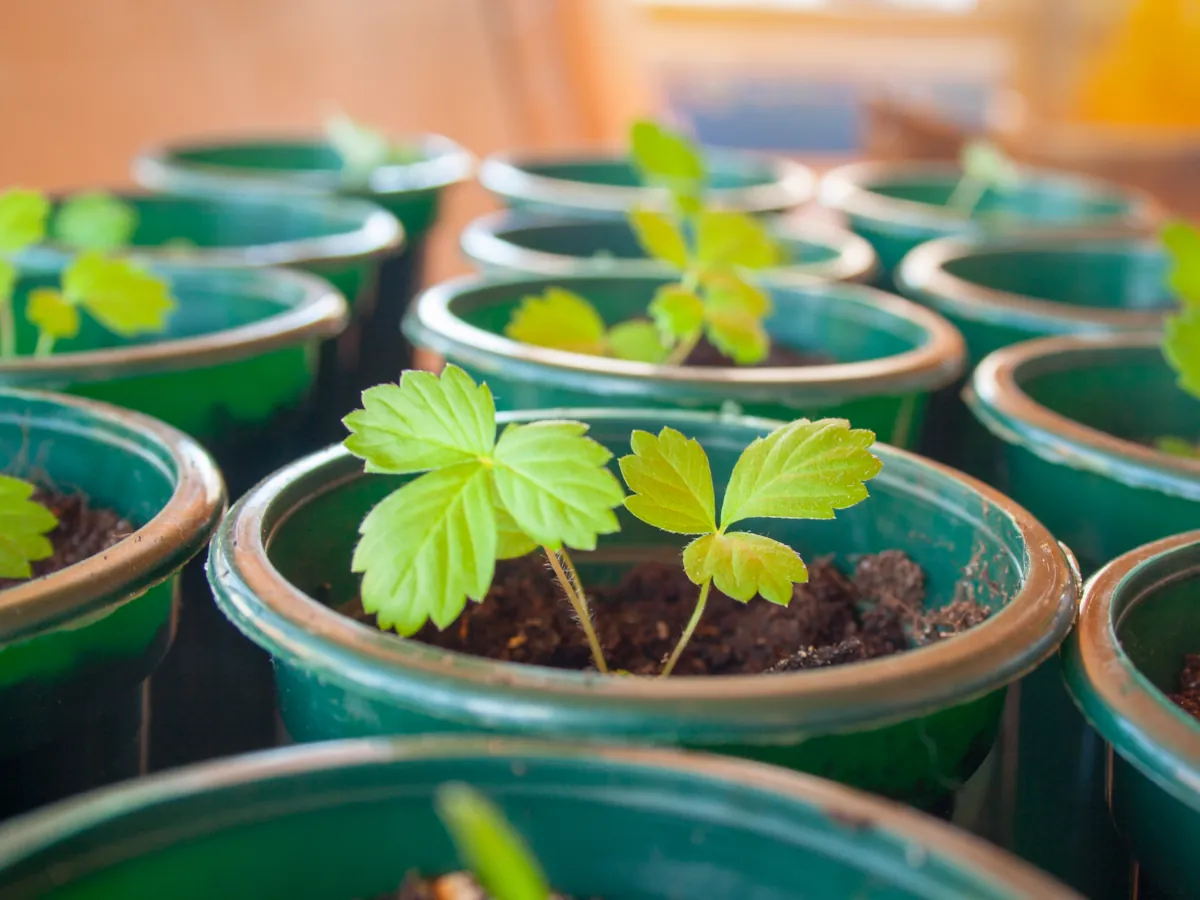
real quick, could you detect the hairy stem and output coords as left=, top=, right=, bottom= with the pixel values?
left=660, top=578, right=712, bottom=677
left=543, top=546, right=608, bottom=674
left=33, top=332, right=54, bottom=358
left=0, top=294, right=14, bottom=359
left=666, top=330, right=702, bottom=366
left=945, top=176, right=987, bottom=217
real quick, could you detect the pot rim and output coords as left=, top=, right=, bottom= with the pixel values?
left=965, top=333, right=1200, bottom=500
left=0, top=265, right=349, bottom=384
left=477, top=147, right=814, bottom=215
left=0, top=734, right=1081, bottom=898
left=0, top=388, right=225, bottom=643
left=459, top=210, right=879, bottom=284
left=818, top=160, right=1164, bottom=232
left=896, top=231, right=1169, bottom=332
left=404, top=272, right=966, bottom=398
left=1063, top=529, right=1200, bottom=812
left=32, top=188, right=404, bottom=270
left=209, top=407, right=1078, bottom=734
left=132, top=131, right=475, bottom=199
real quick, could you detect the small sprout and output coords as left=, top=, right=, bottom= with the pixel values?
left=0, top=475, right=58, bottom=580
left=434, top=783, right=550, bottom=900
left=946, top=139, right=1021, bottom=217
left=1158, top=220, right=1200, bottom=456
left=53, top=191, right=138, bottom=252
left=325, top=112, right=423, bottom=184
left=504, top=287, right=668, bottom=363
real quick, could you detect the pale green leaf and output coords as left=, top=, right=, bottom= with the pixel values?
left=694, top=210, right=780, bottom=270
left=720, top=418, right=881, bottom=526
left=352, top=463, right=496, bottom=635
left=0, top=189, right=49, bottom=254
left=435, top=783, right=550, bottom=900
left=492, top=420, right=625, bottom=551
left=1155, top=436, right=1200, bottom=459
left=629, top=120, right=705, bottom=189
left=649, top=284, right=704, bottom=340
left=0, top=474, right=58, bottom=580
left=1164, top=308, right=1200, bottom=400
left=619, top=427, right=716, bottom=535
left=629, top=207, right=688, bottom=268
left=1161, top=219, right=1200, bottom=307
left=607, top=318, right=669, bottom=363
left=682, top=531, right=807, bottom=605
left=326, top=112, right=391, bottom=174
left=704, top=305, right=768, bottom=366
left=0, top=258, right=14, bottom=301
left=26, top=288, right=79, bottom=340
left=63, top=252, right=174, bottom=336
left=495, top=503, right=538, bottom=560
left=53, top=191, right=138, bottom=252
left=960, top=140, right=1020, bottom=192
left=504, top=288, right=609, bottom=357
left=344, top=365, right=496, bottom=474
left=703, top=271, right=772, bottom=319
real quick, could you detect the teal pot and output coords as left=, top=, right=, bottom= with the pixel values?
left=478, top=147, right=814, bottom=218
left=1063, top=530, right=1200, bottom=900
left=133, top=133, right=473, bottom=388
left=895, top=233, right=1170, bottom=473
left=819, top=161, right=1162, bottom=281
left=0, top=736, right=1079, bottom=900
left=460, top=210, right=879, bottom=284
left=402, top=273, right=966, bottom=449
left=0, top=388, right=223, bottom=820
left=209, top=408, right=1078, bottom=810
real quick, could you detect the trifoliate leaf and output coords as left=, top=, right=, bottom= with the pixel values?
left=344, top=366, right=496, bottom=474
left=1164, top=308, right=1200, bottom=400
left=1161, top=220, right=1200, bottom=308
left=504, top=288, right=609, bottom=357
left=682, top=531, right=807, bottom=605
left=495, top=504, right=538, bottom=560
left=492, top=420, right=625, bottom=551
left=704, top=271, right=772, bottom=319
left=26, top=288, right=79, bottom=340
left=607, top=319, right=669, bottom=363
left=63, top=252, right=174, bottom=336
left=1155, top=436, right=1200, bottom=459
left=629, top=120, right=705, bottom=190
left=649, top=285, right=704, bottom=340
left=619, top=427, right=716, bottom=534
left=704, top=306, right=768, bottom=366
left=960, top=140, right=1020, bottom=192
left=0, top=475, right=58, bottom=580
left=695, top=210, right=780, bottom=270
left=435, top=783, right=551, bottom=900
left=352, top=463, right=496, bottom=635
left=721, top=418, right=881, bottom=526
left=0, top=258, right=14, bottom=302
left=629, top=207, right=689, bottom=268
left=53, top=191, right=138, bottom=252
left=0, top=189, right=49, bottom=254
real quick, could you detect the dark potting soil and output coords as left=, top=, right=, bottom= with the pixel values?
left=342, top=550, right=991, bottom=676
left=0, top=489, right=132, bottom=590
left=378, top=872, right=588, bottom=900
left=1170, top=653, right=1200, bottom=722
left=683, top=335, right=832, bottom=368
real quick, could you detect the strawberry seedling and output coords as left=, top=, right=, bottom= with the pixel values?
left=1158, top=219, right=1200, bottom=458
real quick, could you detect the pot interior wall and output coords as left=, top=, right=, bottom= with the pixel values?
left=519, top=157, right=774, bottom=192
left=865, top=177, right=1138, bottom=224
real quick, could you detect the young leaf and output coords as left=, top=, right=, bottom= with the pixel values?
left=62, top=252, right=174, bottom=336
left=326, top=112, right=390, bottom=174
left=0, top=475, right=58, bottom=580
left=1161, top=219, right=1200, bottom=307
left=504, top=288, right=609, bottom=357
left=1155, top=436, right=1200, bottom=459
left=434, top=782, right=551, bottom=900
left=694, top=210, right=779, bottom=270
left=495, top=503, right=539, bottom=560
left=53, top=192, right=138, bottom=252
left=629, top=207, right=689, bottom=268
left=1164, top=308, right=1200, bottom=400
left=0, top=259, right=14, bottom=302
left=703, top=272, right=771, bottom=319
left=629, top=120, right=705, bottom=191
left=0, top=189, right=49, bottom=254
left=27, top=288, right=80, bottom=341
left=607, top=319, right=669, bottom=363
left=649, top=285, right=704, bottom=340
left=960, top=140, right=1020, bottom=192
left=682, top=531, right=807, bottom=605
left=704, top=305, right=768, bottom=366
left=618, top=427, right=716, bottom=534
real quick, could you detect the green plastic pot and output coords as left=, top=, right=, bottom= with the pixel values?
left=0, top=388, right=223, bottom=820
left=402, top=273, right=966, bottom=449
left=819, top=161, right=1161, bottom=280
left=209, top=408, right=1078, bottom=810
left=460, top=210, right=879, bottom=284
left=132, top=133, right=473, bottom=388
left=0, top=736, right=1079, bottom=900
left=478, top=148, right=814, bottom=218
left=1063, top=530, right=1200, bottom=900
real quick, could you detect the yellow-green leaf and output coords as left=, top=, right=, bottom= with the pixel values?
left=629, top=120, right=705, bottom=189
left=694, top=210, right=780, bottom=270
left=1155, top=436, right=1200, bottom=459
left=0, top=474, right=58, bottom=580
left=53, top=191, right=138, bottom=252
left=0, top=189, right=49, bottom=254
left=326, top=112, right=391, bottom=175
left=720, top=418, right=881, bottom=527
left=504, top=287, right=609, bottom=357
left=629, top=207, right=688, bottom=268
left=607, top=319, right=669, bottom=363
left=682, top=531, right=807, bottom=604
left=63, top=252, right=175, bottom=336
left=648, top=285, right=704, bottom=340
left=704, top=305, right=768, bottom=366
left=960, top=140, right=1020, bottom=191
left=26, top=288, right=79, bottom=340
left=0, top=258, right=14, bottom=302
left=1162, top=219, right=1200, bottom=308
left=495, top=504, right=537, bottom=560
left=619, top=427, right=716, bottom=535
left=704, top=271, right=772, bottom=319
left=1164, top=308, right=1200, bottom=400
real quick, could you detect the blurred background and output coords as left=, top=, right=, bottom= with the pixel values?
left=3, top=0, right=1197, bottom=287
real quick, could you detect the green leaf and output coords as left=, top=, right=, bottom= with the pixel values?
left=682, top=531, right=807, bottom=605
left=0, top=475, right=58, bottom=580
left=960, top=140, right=1020, bottom=192
left=495, top=503, right=538, bottom=560
left=629, top=207, right=689, bottom=268
left=694, top=210, right=780, bottom=270
left=619, top=427, right=716, bottom=534
left=1161, top=219, right=1200, bottom=307
left=607, top=319, right=669, bottom=363
left=434, top=783, right=550, bottom=900
left=344, top=366, right=496, bottom=474
left=1155, top=436, right=1200, bottom=459
left=703, top=271, right=772, bottom=319
left=352, top=463, right=496, bottom=635
left=629, top=120, right=705, bottom=189
left=63, top=252, right=175, bottom=336
left=326, top=112, right=390, bottom=174
left=53, top=191, right=138, bottom=252
left=0, top=258, right=14, bottom=301
left=26, top=288, right=79, bottom=340
left=1164, top=308, right=1200, bottom=400
left=492, top=420, right=625, bottom=551
left=504, top=288, right=609, bottom=357
left=648, top=284, right=704, bottom=340
left=720, top=418, right=881, bottom=527
left=0, top=189, right=49, bottom=254
left=704, top=305, right=768, bottom=366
